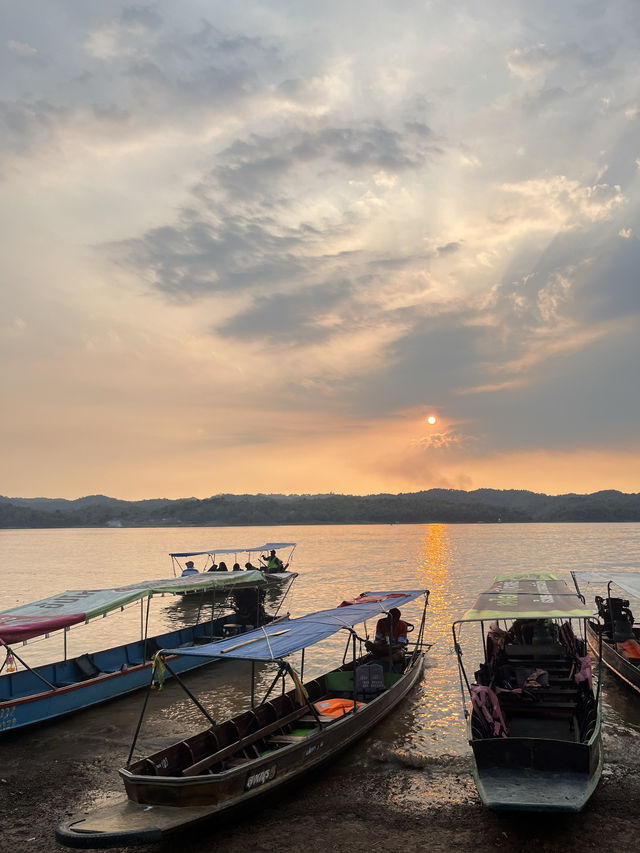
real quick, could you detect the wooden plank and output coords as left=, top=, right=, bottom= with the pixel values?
left=220, top=628, right=291, bottom=654
left=181, top=706, right=310, bottom=777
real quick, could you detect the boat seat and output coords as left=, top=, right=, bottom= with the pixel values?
left=75, top=654, right=100, bottom=681
left=354, top=664, right=385, bottom=701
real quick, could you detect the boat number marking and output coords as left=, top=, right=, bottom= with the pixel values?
left=155, top=757, right=169, bottom=770
left=305, top=740, right=323, bottom=757
left=245, top=764, right=277, bottom=791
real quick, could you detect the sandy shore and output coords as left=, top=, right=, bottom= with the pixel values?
left=4, top=706, right=640, bottom=853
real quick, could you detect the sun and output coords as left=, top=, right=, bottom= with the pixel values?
left=427, top=415, right=437, bottom=425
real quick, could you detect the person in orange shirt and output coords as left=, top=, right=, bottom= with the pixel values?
left=365, top=608, right=408, bottom=662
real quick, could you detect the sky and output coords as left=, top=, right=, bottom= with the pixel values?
left=1, top=1, right=639, bottom=500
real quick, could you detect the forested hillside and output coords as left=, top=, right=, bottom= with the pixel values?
left=1, top=489, right=638, bottom=527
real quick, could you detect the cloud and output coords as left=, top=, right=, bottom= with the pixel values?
left=507, top=44, right=558, bottom=79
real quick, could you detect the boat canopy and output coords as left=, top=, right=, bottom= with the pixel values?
left=458, top=572, right=593, bottom=623
left=162, top=589, right=427, bottom=662
left=0, top=571, right=269, bottom=645
left=170, top=543, right=296, bottom=558
left=572, top=571, right=640, bottom=601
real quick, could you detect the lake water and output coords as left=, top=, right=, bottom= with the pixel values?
left=2, top=521, right=640, bottom=768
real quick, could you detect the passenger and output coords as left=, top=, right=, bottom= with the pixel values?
left=206, top=562, right=218, bottom=572
left=217, top=561, right=229, bottom=572
left=181, top=560, right=199, bottom=577
left=245, top=561, right=259, bottom=571
left=365, top=608, right=408, bottom=663
left=232, top=562, right=242, bottom=571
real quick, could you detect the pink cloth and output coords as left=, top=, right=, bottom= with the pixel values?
left=575, top=655, right=592, bottom=690
left=471, top=685, right=508, bottom=738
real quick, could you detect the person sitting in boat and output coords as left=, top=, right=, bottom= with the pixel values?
left=261, top=549, right=285, bottom=572
left=233, top=588, right=273, bottom=628
left=232, top=562, right=242, bottom=571
left=181, top=560, right=199, bottom=577
left=217, top=561, right=228, bottom=572
left=206, top=562, right=218, bottom=572
left=365, top=608, right=408, bottom=663
left=245, top=561, right=259, bottom=571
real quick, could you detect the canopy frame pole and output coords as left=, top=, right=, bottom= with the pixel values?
left=143, top=596, right=151, bottom=661
left=250, top=662, right=255, bottom=710
left=410, top=591, right=430, bottom=659
left=300, top=647, right=305, bottom=682
left=2, top=644, right=57, bottom=691
left=64, top=626, right=68, bottom=661
left=140, top=599, right=144, bottom=642
left=606, top=581, right=616, bottom=642
left=452, top=623, right=471, bottom=718
left=351, top=629, right=358, bottom=711
left=126, top=667, right=157, bottom=767
left=571, top=572, right=586, bottom=603
left=256, top=662, right=288, bottom=707
left=162, top=659, right=217, bottom=727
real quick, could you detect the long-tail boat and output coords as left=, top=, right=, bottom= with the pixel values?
left=0, top=566, right=296, bottom=733
left=452, top=572, right=603, bottom=812
left=572, top=571, right=640, bottom=696
left=56, top=588, right=430, bottom=848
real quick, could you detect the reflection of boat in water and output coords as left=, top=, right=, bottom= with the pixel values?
left=56, top=589, right=430, bottom=848
left=0, top=570, right=292, bottom=734
left=453, top=572, right=603, bottom=812
left=572, top=571, right=640, bottom=697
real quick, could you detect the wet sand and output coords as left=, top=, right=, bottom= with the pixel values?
left=4, top=705, right=640, bottom=853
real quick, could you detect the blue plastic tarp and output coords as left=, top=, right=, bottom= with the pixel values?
left=162, top=589, right=427, bottom=661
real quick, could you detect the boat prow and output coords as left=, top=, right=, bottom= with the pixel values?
left=56, top=800, right=216, bottom=848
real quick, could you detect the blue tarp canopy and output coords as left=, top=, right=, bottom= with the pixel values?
left=170, top=542, right=296, bottom=558
left=572, top=571, right=640, bottom=602
left=162, top=589, right=427, bottom=662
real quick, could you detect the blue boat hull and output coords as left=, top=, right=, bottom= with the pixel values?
left=0, top=618, right=229, bottom=733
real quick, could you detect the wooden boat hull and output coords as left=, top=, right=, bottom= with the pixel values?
left=586, top=618, right=640, bottom=695
left=0, top=617, right=232, bottom=734
left=56, top=654, right=424, bottom=847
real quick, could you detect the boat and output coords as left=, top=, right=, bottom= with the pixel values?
left=0, top=568, right=296, bottom=734
left=170, top=542, right=297, bottom=584
left=572, top=571, right=640, bottom=696
left=56, top=588, right=430, bottom=848
left=452, top=571, right=603, bottom=812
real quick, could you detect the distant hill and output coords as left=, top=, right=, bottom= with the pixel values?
left=0, top=489, right=639, bottom=528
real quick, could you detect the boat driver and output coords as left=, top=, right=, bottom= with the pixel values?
left=365, top=608, right=408, bottom=663
left=261, top=549, right=285, bottom=572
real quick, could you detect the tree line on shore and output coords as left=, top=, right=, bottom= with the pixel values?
left=1, top=488, right=639, bottom=527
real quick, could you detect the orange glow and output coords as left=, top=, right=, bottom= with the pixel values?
left=427, top=415, right=437, bottom=425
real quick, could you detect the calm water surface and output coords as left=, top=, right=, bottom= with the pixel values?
left=2, top=522, right=640, bottom=766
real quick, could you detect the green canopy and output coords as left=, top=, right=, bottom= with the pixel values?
left=0, top=570, right=274, bottom=644
left=458, top=572, right=593, bottom=623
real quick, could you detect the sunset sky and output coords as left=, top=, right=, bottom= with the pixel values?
left=2, top=1, right=639, bottom=500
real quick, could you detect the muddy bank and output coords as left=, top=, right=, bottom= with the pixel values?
left=3, top=717, right=640, bottom=853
